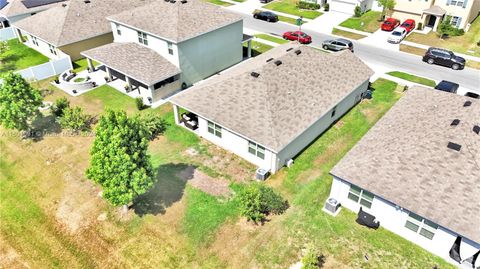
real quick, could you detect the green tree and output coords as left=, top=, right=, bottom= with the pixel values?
left=51, top=97, right=70, bottom=117
left=377, top=0, right=396, bottom=20
left=238, top=183, right=288, bottom=224
left=437, top=16, right=464, bottom=38
left=86, top=109, right=154, bottom=209
left=0, top=72, right=42, bottom=131
left=137, top=112, right=168, bottom=140
left=59, top=106, right=91, bottom=131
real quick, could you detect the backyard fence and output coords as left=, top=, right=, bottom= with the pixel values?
left=16, top=56, right=73, bottom=81
left=0, top=27, right=16, bottom=41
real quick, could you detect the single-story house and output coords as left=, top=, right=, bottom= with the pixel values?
left=11, top=0, right=155, bottom=60
left=170, top=44, right=374, bottom=174
left=328, top=86, right=480, bottom=267
left=81, top=0, right=248, bottom=104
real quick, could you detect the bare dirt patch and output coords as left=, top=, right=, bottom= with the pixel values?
left=188, top=169, right=231, bottom=197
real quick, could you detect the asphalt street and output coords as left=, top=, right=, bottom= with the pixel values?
left=239, top=13, right=480, bottom=91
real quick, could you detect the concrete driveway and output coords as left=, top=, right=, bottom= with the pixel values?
left=303, top=11, right=352, bottom=34
left=359, top=29, right=400, bottom=51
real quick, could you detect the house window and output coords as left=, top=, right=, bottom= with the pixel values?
left=137, top=31, right=148, bottom=45
left=347, top=185, right=374, bottom=208
left=167, top=42, right=173, bottom=55
left=331, top=106, right=337, bottom=118
left=450, top=16, right=462, bottom=28
left=48, top=44, right=57, bottom=55
left=207, top=121, right=222, bottom=138
left=405, top=212, right=438, bottom=240
left=450, top=0, right=465, bottom=6
left=116, top=24, right=121, bottom=36
left=248, top=141, right=265, bottom=160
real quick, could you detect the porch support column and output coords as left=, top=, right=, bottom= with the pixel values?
left=125, top=76, right=133, bottom=92
left=16, top=28, right=24, bottom=43
left=106, top=67, right=113, bottom=81
left=87, top=58, right=95, bottom=72
left=433, top=15, right=441, bottom=32
left=247, top=40, right=252, bottom=58
left=147, top=85, right=155, bottom=104
left=173, top=104, right=180, bottom=125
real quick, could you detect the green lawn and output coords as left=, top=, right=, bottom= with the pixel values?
left=244, top=40, right=274, bottom=57
left=263, top=0, right=322, bottom=20
left=0, top=39, right=49, bottom=74
left=254, top=34, right=289, bottom=44
left=332, top=28, right=367, bottom=40
left=72, top=58, right=99, bottom=73
left=405, top=15, right=480, bottom=57
left=203, top=0, right=233, bottom=6
left=339, top=10, right=382, bottom=33
left=387, top=71, right=436, bottom=87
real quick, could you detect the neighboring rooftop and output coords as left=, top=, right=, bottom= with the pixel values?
left=81, top=42, right=180, bottom=86
left=171, top=44, right=374, bottom=152
left=331, top=86, right=480, bottom=242
left=12, top=0, right=154, bottom=46
left=108, top=0, right=242, bottom=43
left=0, top=0, right=67, bottom=17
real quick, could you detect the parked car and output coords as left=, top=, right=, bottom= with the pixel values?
left=253, top=11, right=278, bottom=22
left=381, top=18, right=400, bottom=31
left=400, top=19, right=415, bottom=33
left=434, top=80, right=459, bottom=94
left=259, top=0, right=272, bottom=3
left=322, top=38, right=354, bottom=52
left=282, top=31, right=312, bottom=44
left=465, top=92, right=480, bottom=99
left=422, top=47, right=465, bottom=70
left=387, top=27, right=407, bottom=43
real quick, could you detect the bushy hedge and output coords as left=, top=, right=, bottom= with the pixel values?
left=137, top=112, right=168, bottom=140
left=59, top=106, right=91, bottom=131
left=51, top=97, right=70, bottom=117
left=238, top=183, right=289, bottom=224
left=354, top=6, right=362, bottom=17
left=297, top=1, right=320, bottom=10
left=323, top=3, right=329, bottom=11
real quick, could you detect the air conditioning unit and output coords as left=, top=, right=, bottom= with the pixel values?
left=324, top=198, right=341, bottom=214
left=255, top=168, right=270, bottom=181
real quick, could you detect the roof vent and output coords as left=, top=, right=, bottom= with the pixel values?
left=464, top=100, right=472, bottom=107
left=181, top=0, right=188, bottom=3
left=62, top=3, right=67, bottom=7
left=474, top=125, right=480, bottom=135
left=274, top=60, right=282, bottom=66
left=170, top=0, right=176, bottom=3
left=294, top=50, right=301, bottom=55
left=84, top=0, right=91, bottom=3
left=251, top=72, right=260, bottom=78
left=266, top=58, right=274, bottom=62
left=286, top=48, right=293, bottom=52
left=450, top=119, right=460, bottom=126
left=447, top=142, right=461, bottom=152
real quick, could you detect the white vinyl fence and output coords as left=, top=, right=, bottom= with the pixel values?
left=16, top=56, right=73, bottom=81
left=0, top=27, right=16, bottom=41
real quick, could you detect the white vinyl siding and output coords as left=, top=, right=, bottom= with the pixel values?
left=405, top=212, right=438, bottom=240
left=207, top=121, right=222, bottom=138
left=348, top=185, right=374, bottom=208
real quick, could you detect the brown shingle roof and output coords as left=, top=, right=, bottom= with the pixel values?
left=0, top=0, right=68, bottom=17
left=171, top=44, right=374, bottom=152
left=81, top=42, right=180, bottom=86
left=331, top=86, right=480, bottom=242
left=12, top=0, right=154, bottom=46
left=108, top=0, right=242, bottom=42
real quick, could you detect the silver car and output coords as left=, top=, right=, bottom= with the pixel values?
left=322, top=38, right=354, bottom=52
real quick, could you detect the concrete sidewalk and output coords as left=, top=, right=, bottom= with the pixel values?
left=302, top=11, right=351, bottom=34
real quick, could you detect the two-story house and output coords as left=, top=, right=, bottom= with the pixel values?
left=81, top=0, right=248, bottom=104
left=391, top=0, right=480, bottom=31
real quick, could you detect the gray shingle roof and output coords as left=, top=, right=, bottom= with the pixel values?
left=81, top=42, right=180, bottom=86
left=331, top=86, right=480, bottom=242
left=0, top=0, right=68, bottom=17
left=12, top=0, right=154, bottom=46
left=108, top=0, right=242, bottom=43
left=171, top=44, right=374, bottom=152
left=423, top=5, right=446, bottom=16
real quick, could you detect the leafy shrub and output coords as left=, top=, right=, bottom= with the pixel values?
left=323, top=3, right=329, bottom=11
left=136, top=97, right=145, bottom=110
left=238, top=183, right=289, bottom=224
left=297, top=1, right=320, bottom=10
left=354, top=6, right=362, bottom=17
left=137, top=112, right=168, bottom=140
left=59, top=106, right=91, bottom=131
left=438, top=16, right=465, bottom=37
left=51, top=97, right=70, bottom=117
left=417, top=22, right=423, bottom=30
left=301, top=245, right=325, bottom=269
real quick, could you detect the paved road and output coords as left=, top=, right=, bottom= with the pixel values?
left=239, top=13, right=480, bottom=91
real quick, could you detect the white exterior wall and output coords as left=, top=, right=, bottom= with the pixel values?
left=277, top=80, right=368, bottom=167
left=17, top=28, right=62, bottom=59
left=195, top=116, right=278, bottom=171
left=329, top=177, right=480, bottom=267
left=177, top=20, right=243, bottom=86
left=111, top=22, right=180, bottom=67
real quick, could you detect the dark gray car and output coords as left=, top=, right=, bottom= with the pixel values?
left=322, top=38, right=353, bottom=52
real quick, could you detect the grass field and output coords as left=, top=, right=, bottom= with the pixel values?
left=387, top=71, right=436, bottom=87
left=0, top=39, right=49, bottom=74
left=332, top=28, right=367, bottom=40
left=244, top=40, right=274, bottom=56
left=203, top=0, right=233, bottom=6
left=0, top=73, right=455, bottom=268
left=339, top=10, right=382, bottom=33
left=255, top=34, right=289, bottom=44
left=405, top=16, right=480, bottom=57
left=263, top=0, right=322, bottom=19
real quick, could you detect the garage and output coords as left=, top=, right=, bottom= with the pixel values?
left=329, top=0, right=357, bottom=14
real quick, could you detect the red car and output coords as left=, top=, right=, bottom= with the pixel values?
left=282, top=31, right=312, bottom=44
left=400, top=19, right=416, bottom=33
left=381, top=18, right=400, bottom=31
